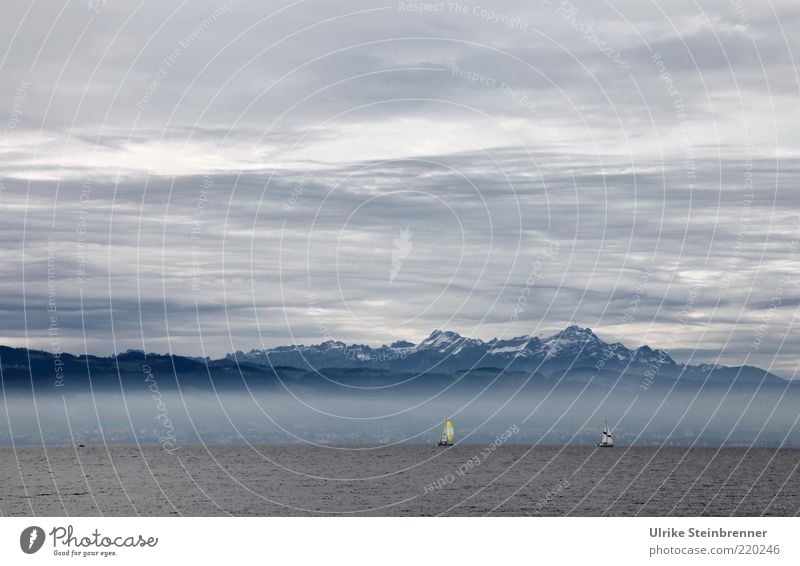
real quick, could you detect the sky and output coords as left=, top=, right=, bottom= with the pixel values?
left=0, top=0, right=799, bottom=376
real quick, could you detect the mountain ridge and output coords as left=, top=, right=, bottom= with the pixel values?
left=0, top=325, right=789, bottom=393
left=228, top=325, right=787, bottom=383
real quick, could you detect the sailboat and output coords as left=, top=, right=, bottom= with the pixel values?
left=597, top=420, right=614, bottom=448
left=437, top=419, right=455, bottom=446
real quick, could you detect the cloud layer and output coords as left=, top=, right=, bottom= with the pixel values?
left=0, top=0, right=798, bottom=376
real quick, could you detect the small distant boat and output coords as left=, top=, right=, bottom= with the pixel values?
left=78, top=443, right=86, bottom=448
left=437, top=419, right=455, bottom=446
left=597, top=420, right=614, bottom=448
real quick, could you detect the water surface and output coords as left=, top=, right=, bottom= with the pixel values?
left=1, top=445, right=798, bottom=516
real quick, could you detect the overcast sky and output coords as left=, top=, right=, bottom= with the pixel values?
left=0, top=0, right=798, bottom=376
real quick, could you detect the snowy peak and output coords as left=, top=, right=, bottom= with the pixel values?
left=318, top=340, right=348, bottom=351
left=545, top=325, right=601, bottom=345
left=416, top=330, right=482, bottom=353
left=540, top=325, right=602, bottom=360
left=229, top=325, right=692, bottom=376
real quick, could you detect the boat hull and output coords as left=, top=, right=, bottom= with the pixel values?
left=437, top=442, right=454, bottom=447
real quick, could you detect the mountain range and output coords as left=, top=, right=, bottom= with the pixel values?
left=0, top=325, right=789, bottom=394
left=1, top=325, right=797, bottom=446
left=228, top=325, right=786, bottom=386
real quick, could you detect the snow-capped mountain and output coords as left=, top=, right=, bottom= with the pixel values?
left=415, top=330, right=482, bottom=354
left=0, top=325, right=786, bottom=399
left=228, top=325, right=691, bottom=377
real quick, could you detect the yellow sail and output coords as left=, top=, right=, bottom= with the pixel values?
left=445, top=419, right=455, bottom=442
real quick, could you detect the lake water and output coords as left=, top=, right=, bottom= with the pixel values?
left=1, top=445, right=798, bottom=516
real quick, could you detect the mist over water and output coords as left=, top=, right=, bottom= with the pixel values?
left=3, top=384, right=798, bottom=447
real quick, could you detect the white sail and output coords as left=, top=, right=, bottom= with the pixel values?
left=599, top=421, right=614, bottom=446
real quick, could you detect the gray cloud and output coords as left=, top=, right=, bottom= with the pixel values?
left=0, top=0, right=798, bottom=377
